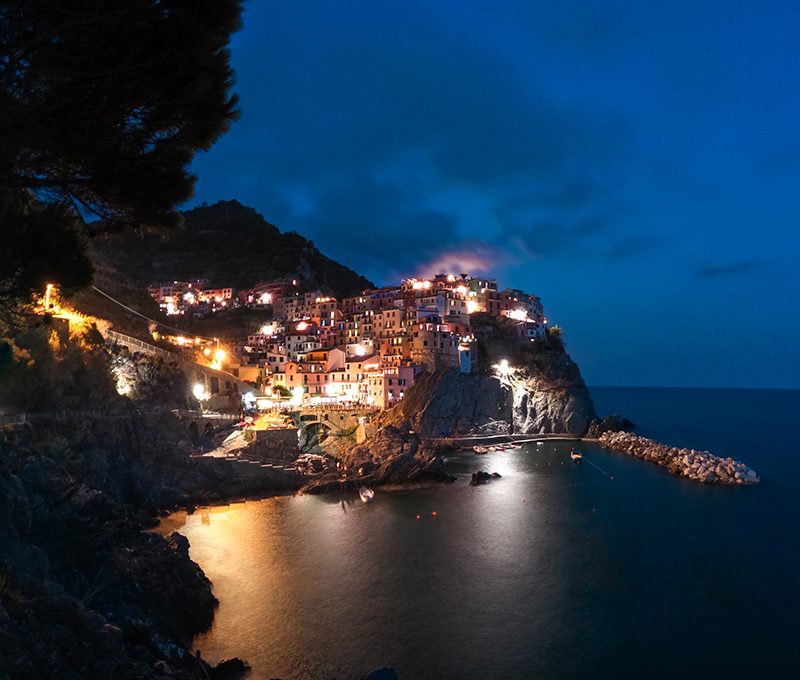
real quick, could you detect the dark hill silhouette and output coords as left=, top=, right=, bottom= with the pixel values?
left=91, top=199, right=374, bottom=297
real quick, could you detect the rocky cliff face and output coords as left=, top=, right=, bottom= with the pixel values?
left=507, top=351, right=597, bottom=435
left=300, top=421, right=453, bottom=495
left=383, top=371, right=512, bottom=437
left=381, top=348, right=596, bottom=438
left=0, top=414, right=253, bottom=679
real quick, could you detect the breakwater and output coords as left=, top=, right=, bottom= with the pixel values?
left=598, top=431, right=760, bottom=484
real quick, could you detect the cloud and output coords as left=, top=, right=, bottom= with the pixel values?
left=190, top=0, right=636, bottom=279
left=696, top=260, right=768, bottom=279
left=414, top=245, right=506, bottom=279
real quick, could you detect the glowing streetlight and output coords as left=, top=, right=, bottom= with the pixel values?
left=193, top=383, right=208, bottom=401
left=44, top=283, right=54, bottom=309
left=493, top=359, right=513, bottom=379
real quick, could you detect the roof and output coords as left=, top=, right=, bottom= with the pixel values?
left=345, top=353, right=379, bottom=364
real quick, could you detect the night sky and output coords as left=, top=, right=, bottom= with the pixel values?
left=189, top=0, right=800, bottom=389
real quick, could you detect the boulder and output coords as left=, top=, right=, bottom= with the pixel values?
left=585, top=414, right=637, bottom=438
left=470, top=471, right=494, bottom=486
left=598, top=431, right=759, bottom=486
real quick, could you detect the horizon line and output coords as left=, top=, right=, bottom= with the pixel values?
left=589, top=384, right=800, bottom=391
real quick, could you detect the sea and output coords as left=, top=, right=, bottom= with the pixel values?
left=161, top=387, right=800, bottom=679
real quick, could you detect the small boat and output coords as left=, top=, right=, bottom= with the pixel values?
left=474, top=445, right=488, bottom=454
left=570, top=448, right=583, bottom=462
left=359, top=487, right=375, bottom=503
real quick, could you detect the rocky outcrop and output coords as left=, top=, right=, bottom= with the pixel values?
left=598, top=431, right=760, bottom=485
left=585, top=414, right=637, bottom=438
left=470, top=470, right=502, bottom=486
left=0, top=414, right=252, bottom=678
left=383, top=371, right=513, bottom=437
left=507, top=352, right=596, bottom=435
left=379, top=355, right=596, bottom=438
left=300, top=422, right=453, bottom=494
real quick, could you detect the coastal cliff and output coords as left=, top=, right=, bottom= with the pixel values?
left=0, top=325, right=252, bottom=678
left=380, top=360, right=595, bottom=438
left=377, top=317, right=596, bottom=438
left=299, top=332, right=598, bottom=493
left=506, top=352, right=597, bottom=435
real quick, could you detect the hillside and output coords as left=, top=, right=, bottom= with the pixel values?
left=90, top=199, right=374, bottom=296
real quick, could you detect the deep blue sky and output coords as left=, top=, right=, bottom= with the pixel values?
left=189, top=0, right=800, bottom=388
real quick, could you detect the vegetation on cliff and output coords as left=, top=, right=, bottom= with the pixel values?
left=469, top=312, right=566, bottom=372
left=92, top=199, right=375, bottom=298
left=0, top=323, right=257, bottom=677
left=1, top=1, right=243, bottom=319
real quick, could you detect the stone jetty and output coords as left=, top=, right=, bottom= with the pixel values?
left=598, top=431, right=760, bottom=485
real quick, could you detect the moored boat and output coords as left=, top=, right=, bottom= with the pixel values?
left=359, top=487, right=375, bottom=503
left=570, top=448, right=583, bottom=462
left=474, top=445, right=488, bottom=454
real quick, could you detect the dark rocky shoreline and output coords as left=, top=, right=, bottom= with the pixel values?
left=0, top=414, right=255, bottom=679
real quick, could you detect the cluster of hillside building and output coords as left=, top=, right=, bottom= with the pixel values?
left=148, top=274, right=548, bottom=409
left=147, top=277, right=294, bottom=317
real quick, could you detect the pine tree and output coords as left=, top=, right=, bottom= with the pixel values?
left=0, top=0, right=243, bottom=316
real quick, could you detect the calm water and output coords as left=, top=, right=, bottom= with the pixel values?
left=163, top=388, right=800, bottom=679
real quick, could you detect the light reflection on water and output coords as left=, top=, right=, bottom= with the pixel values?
left=164, top=405, right=800, bottom=680
left=165, top=444, right=593, bottom=679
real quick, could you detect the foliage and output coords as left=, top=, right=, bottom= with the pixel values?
left=470, top=313, right=566, bottom=373
left=0, top=324, right=119, bottom=413
left=332, top=424, right=358, bottom=444
left=271, top=384, right=292, bottom=398
left=547, top=325, right=566, bottom=352
left=109, top=347, right=190, bottom=407
left=175, top=304, right=275, bottom=343
left=93, top=200, right=375, bottom=298
left=0, top=1, right=243, bottom=314
left=81, top=323, right=107, bottom=349
left=0, top=191, right=94, bottom=320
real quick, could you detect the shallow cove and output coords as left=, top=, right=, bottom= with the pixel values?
left=163, top=388, right=800, bottom=679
